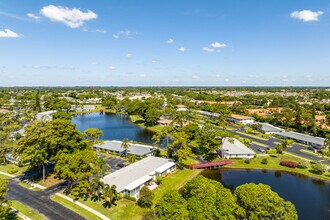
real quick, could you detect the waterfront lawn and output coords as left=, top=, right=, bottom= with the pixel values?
left=226, top=153, right=330, bottom=181
left=153, top=169, right=201, bottom=205
left=0, top=164, right=28, bottom=176
left=51, top=195, right=103, bottom=220
left=11, top=200, right=46, bottom=220
left=129, top=115, right=163, bottom=133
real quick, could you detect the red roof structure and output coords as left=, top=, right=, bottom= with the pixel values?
left=188, top=160, right=232, bottom=169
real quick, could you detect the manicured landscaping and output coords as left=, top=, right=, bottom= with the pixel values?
left=0, top=173, right=11, bottom=179
left=0, top=164, right=28, bottom=176
left=236, top=131, right=269, bottom=141
left=252, top=141, right=269, bottom=148
left=153, top=169, right=201, bottom=205
left=18, top=182, right=41, bottom=191
left=51, top=195, right=103, bottom=220
left=130, top=115, right=163, bottom=133
left=226, top=153, right=330, bottom=181
left=11, top=200, right=46, bottom=220
left=66, top=195, right=148, bottom=220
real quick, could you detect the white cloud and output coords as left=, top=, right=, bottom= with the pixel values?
left=140, top=74, right=146, bottom=78
left=91, top=61, right=98, bottom=65
left=109, top=66, right=116, bottom=70
left=0, top=29, right=23, bottom=38
left=112, top=30, right=139, bottom=39
left=27, top=13, right=40, bottom=20
left=225, top=78, right=230, bottom=82
left=151, top=60, right=158, bottom=63
left=290, top=10, right=323, bottom=22
left=126, top=53, right=133, bottom=58
left=192, top=75, right=199, bottom=79
left=83, top=28, right=107, bottom=33
left=40, top=5, right=97, bottom=28
left=202, top=47, right=215, bottom=52
left=167, top=38, right=174, bottom=44
left=210, top=42, right=227, bottom=48
left=179, top=47, right=187, bottom=52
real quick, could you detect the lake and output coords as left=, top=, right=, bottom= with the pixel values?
left=201, top=168, right=330, bottom=220
left=72, top=112, right=155, bottom=144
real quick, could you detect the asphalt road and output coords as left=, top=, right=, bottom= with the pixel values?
left=6, top=179, right=85, bottom=220
left=105, top=157, right=126, bottom=172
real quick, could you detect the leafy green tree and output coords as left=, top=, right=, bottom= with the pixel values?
left=90, top=175, right=105, bottom=203
left=83, top=128, right=104, bottom=143
left=152, top=126, right=174, bottom=148
left=169, top=132, right=191, bottom=167
left=0, top=180, right=16, bottom=219
left=144, top=107, right=162, bottom=126
left=155, top=190, right=188, bottom=220
left=70, top=180, right=90, bottom=199
left=173, top=111, right=191, bottom=128
left=52, top=111, right=71, bottom=121
left=311, top=163, right=326, bottom=175
left=142, top=210, right=156, bottom=220
left=181, top=176, right=241, bottom=220
left=35, top=91, right=41, bottom=113
left=55, top=149, right=100, bottom=190
left=275, top=143, right=283, bottom=154
left=102, top=184, right=119, bottom=208
left=16, top=120, right=53, bottom=182
left=137, top=186, right=153, bottom=208
left=234, top=183, right=298, bottom=220
left=102, top=96, right=118, bottom=109
left=121, top=138, right=130, bottom=157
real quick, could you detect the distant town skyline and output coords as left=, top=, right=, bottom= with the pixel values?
left=0, top=0, right=329, bottom=86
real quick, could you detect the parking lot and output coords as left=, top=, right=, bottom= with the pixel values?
left=104, top=157, right=127, bottom=172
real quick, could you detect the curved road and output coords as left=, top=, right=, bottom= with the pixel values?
left=6, top=179, right=85, bottom=220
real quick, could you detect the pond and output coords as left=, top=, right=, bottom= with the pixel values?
left=72, top=112, right=155, bottom=144
left=201, top=168, right=330, bottom=220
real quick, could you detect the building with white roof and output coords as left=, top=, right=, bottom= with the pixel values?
left=228, top=114, right=254, bottom=125
left=255, top=122, right=284, bottom=134
left=94, top=140, right=155, bottom=157
left=276, top=131, right=325, bottom=149
left=102, top=156, right=175, bottom=198
left=220, top=138, right=255, bottom=159
left=35, top=110, right=56, bottom=121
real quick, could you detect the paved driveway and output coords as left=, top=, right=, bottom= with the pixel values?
left=7, top=179, right=85, bottom=220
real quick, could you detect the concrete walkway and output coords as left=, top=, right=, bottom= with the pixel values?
left=55, top=193, right=111, bottom=220
left=0, top=171, right=15, bottom=177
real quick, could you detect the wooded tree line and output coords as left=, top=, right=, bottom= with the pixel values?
left=153, top=176, right=297, bottom=220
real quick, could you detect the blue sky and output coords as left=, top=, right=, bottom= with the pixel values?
left=0, top=0, right=329, bottom=86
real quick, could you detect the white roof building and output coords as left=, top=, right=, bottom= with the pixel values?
left=220, top=138, right=255, bottom=159
left=102, top=156, right=175, bottom=198
left=256, top=122, right=284, bottom=134
left=276, top=131, right=325, bottom=149
left=35, top=110, right=56, bottom=121
left=94, top=140, right=155, bottom=157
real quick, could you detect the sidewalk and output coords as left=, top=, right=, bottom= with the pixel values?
left=55, top=193, right=111, bottom=220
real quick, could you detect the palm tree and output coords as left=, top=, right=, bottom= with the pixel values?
left=90, top=175, right=105, bottom=203
left=99, top=159, right=110, bottom=176
left=121, top=138, right=130, bottom=157
left=103, top=184, right=119, bottom=208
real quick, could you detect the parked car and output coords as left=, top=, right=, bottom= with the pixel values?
left=257, top=148, right=265, bottom=153
left=117, top=163, right=126, bottom=168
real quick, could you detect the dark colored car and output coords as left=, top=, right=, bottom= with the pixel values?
left=117, top=163, right=126, bottom=168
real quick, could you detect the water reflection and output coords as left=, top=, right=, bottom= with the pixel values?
left=200, top=168, right=330, bottom=220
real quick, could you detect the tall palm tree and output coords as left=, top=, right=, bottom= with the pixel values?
left=121, top=138, right=130, bottom=157
left=90, top=175, right=104, bottom=203
left=103, top=184, right=119, bottom=208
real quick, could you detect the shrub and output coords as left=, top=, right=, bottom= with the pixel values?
left=137, top=186, right=153, bottom=208
left=261, top=158, right=268, bottom=164
left=244, top=159, right=251, bottom=164
left=298, top=160, right=309, bottom=169
left=7, top=167, right=18, bottom=174
left=280, top=161, right=298, bottom=168
left=267, top=149, right=276, bottom=154
left=311, top=163, right=326, bottom=175
left=123, top=194, right=136, bottom=201
left=156, top=176, right=163, bottom=185
left=142, top=210, right=156, bottom=220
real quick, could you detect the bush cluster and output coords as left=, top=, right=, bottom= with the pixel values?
left=123, top=194, right=136, bottom=201
left=7, top=167, right=18, bottom=174
left=280, top=161, right=298, bottom=168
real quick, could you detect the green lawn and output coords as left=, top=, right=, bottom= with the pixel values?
left=11, top=200, right=46, bottom=220
left=18, top=182, right=41, bottom=191
left=66, top=196, right=148, bottom=220
left=236, top=131, right=269, bottom=141
left=0, top=164, right=28, bottom=176
left=226, top=153, right=330, bottom=181
left=252, top=141, right=270, bottom=148
left=129, top=115, right=163, bottom=133
left=0, top=173, right=11, bottom=179
left=51, top=195, right=103, bottom=220
left=153, top=169, right=201, bottom=205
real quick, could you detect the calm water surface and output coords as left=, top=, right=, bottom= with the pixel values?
left=72, top=113, right=155, bottom=144
left=202, top=169, right=330, bottom=220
